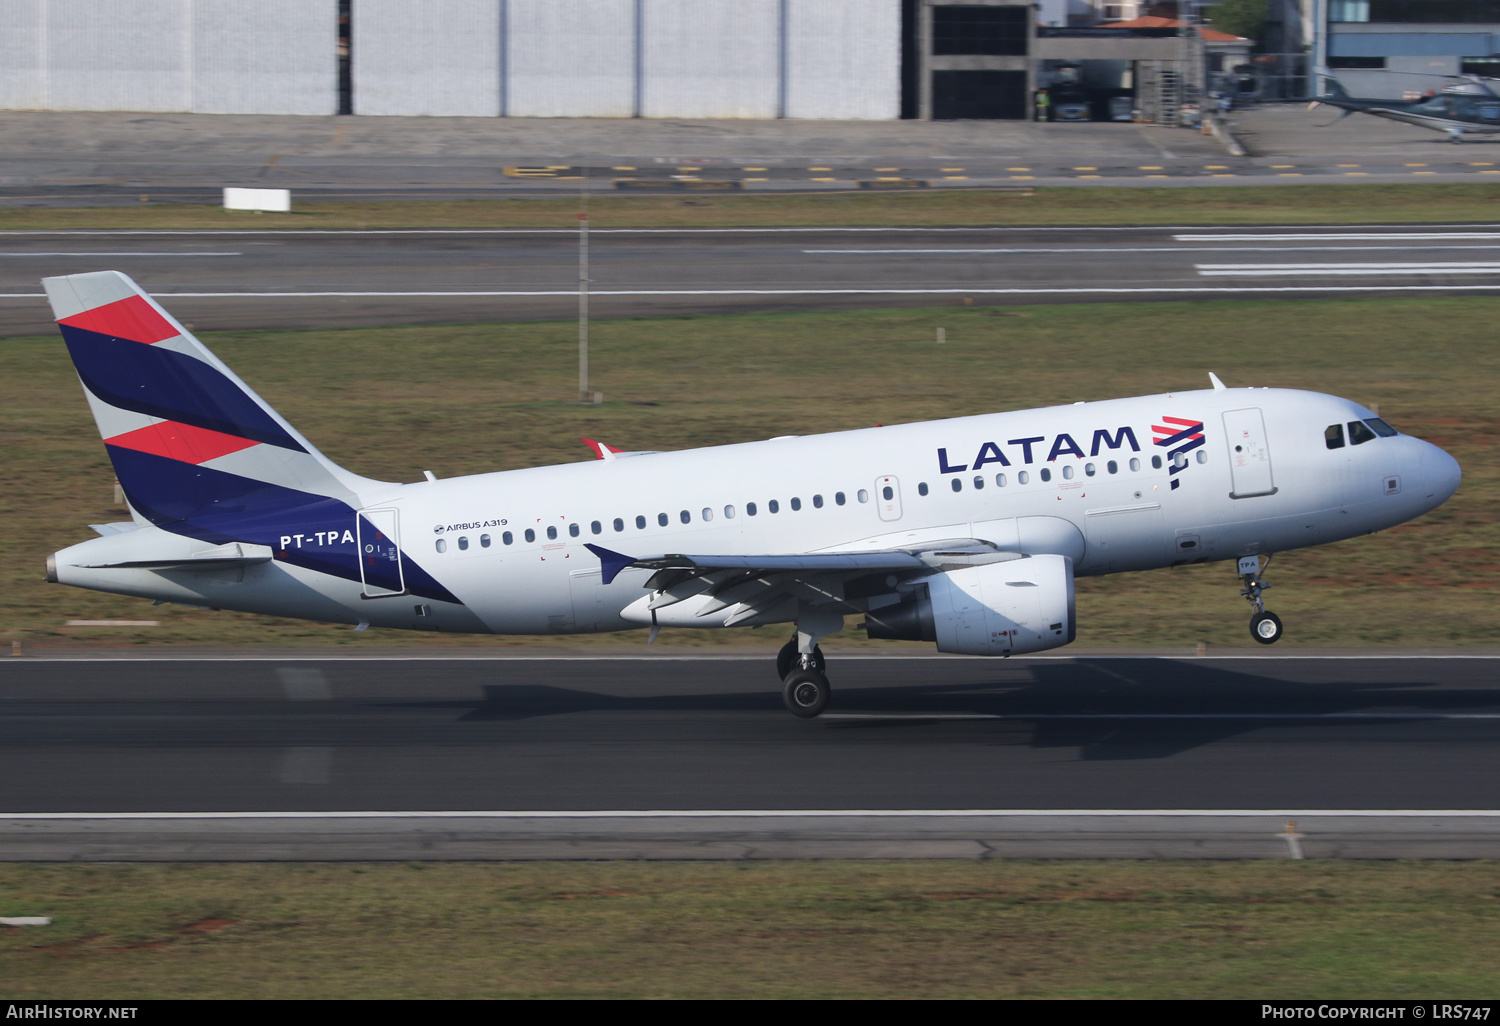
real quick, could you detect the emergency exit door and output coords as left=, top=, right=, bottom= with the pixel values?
left=358, top=508, right=404, bottom=596
left=1222, top=408, right=1277, bottom=499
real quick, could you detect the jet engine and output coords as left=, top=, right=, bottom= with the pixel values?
left=865, top=554, right=1075, bottom=656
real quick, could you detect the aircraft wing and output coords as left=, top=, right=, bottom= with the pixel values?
left=586, top=541, right=1024, bottom=628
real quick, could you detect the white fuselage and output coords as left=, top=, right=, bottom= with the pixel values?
left=52, top=386, right=1461, bottom=637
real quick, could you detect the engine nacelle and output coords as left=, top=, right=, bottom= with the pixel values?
left=866, top=555, right=1075, bottom=656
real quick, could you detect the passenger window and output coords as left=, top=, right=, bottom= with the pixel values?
left=547, top=526, right=558, bottom=540
left=1062, top=465, right=1074, bottom=480
left=1366, top=417, right=1398, bottom=437
left=636, top=515, right=647, bottom=530
left=1017, top=471, right=1029, bottom=485
left=724, top=505, right=736, bottom=519
left=857, top=489, right=869, bottom=503
left=747, top=502, right=758, bottom=516
left=1348, top=420, right=1377, bottom=446
left=658, top=513, right=669, bottom=526
left=1085, top=463, right=1096, bottom=477
left=1129, top=458, right=1141, bottom=472
left=790, top=497, right=802, bottom=511
left=813, top=494, right=823, bottom=508
left=1173, top=453, right=1187, bottom=469
left=1151, top=455, right=1162, bottom=470
left=503, top=531, right=513, bottom=545
left=614, top=518, right=624, bottom=532
left=882, top=486, right=893, bottom=501
left=679, top=510, right=691, bottom=524
left=1325, top=424, right=1345, bottom=449
left=1196, top=450, right=1207, bottom=464
left=1107, top=460, right=1118, bottom=475
left=569, top=523, right=580, bottom=537
left=458, top=536, right=469, bottom=551
left=702, top=507, right=713, bottom=522
left=1040, top=468, right=1052, bottom=482
left=972, top=475, right=984, bottom=490
left=951, top=478, right=962, bottom=492
left=436, top=538, right=447, bottom=553
left=917, top=482, right=929, bottom=496
left=995, top=473, right=1007, bottom=487
left=524, top=529, right=535, bottom=543
left=835, top=492, right=846, bottom=506
left=769, top=500, right=780, bottom=514
left=481, top=534, right=491, bottom=548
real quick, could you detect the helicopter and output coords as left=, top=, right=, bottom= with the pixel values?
left=1310, top=73, right=1500, bottom=143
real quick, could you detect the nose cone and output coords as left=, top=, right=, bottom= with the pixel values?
left=1420, top=442, right=1462, bottom=509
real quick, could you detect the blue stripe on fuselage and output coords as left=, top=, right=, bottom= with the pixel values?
left=105, top=446, right=459, bottom=604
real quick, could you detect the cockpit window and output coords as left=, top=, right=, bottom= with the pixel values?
left=1348, top=420, right=1377, bottom=446
left=1365, top=417, right=1398, bottom=437
left=1325, top=424, right=1345, bottom=450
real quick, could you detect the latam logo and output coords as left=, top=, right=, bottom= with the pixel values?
left=937, top=426, right=1140, bottom=474
left=1153, top=416, right=1205, bottom=490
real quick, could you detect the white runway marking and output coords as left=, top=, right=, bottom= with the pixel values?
left=10, top=284, right=1500, bottom=301
left=1179, top=232, right=1500, bottom=242
left=1196, top=262, right=1500, bottom=276
left=0, top=251, right=240, bottom=257
left=807, top=245, right=1500, bottom=255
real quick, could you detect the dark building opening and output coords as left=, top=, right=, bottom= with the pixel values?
left=900, top=0, right=920, bottom=118
left=932, top=5, right=1029, bottom=56
left=337, top=0, right=352, bottom=115
left=932, top=69, right=1028, bottom=119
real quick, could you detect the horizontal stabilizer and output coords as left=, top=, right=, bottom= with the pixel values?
left=78, top=541, right=274, bottom=571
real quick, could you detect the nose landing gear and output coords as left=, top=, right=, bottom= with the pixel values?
left=1239, top=554, right=1283, bottom=644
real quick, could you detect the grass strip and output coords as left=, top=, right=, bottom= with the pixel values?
left=3, top=182, right=1500, bottom=231
left=3, top=296, right=1494, bottom=650
left=2, top=860, right=1499, bottom=998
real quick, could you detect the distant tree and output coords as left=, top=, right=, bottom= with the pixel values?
left=1204, top=0, right=1266, bottom=43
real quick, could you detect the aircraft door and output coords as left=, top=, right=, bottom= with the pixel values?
left=358, top=508, right=405, bottom=596
left=1222, top=408, right=1277, bottom=499
left=875, top=476, right=903, bottom=521
left=568, top=568, right=601, bottom=632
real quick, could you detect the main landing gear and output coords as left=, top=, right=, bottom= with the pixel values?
left=778, top=606, right=842, bottom=718
left=1239, top=554, right=1284, bottom=645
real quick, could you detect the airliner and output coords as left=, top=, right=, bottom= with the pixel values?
left=42, top=271, right=1461, bottom=717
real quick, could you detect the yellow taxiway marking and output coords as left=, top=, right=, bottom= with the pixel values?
left=1411, top=171, right=1436, bottom=175
left=1146, top=174, right=1169, bottom=178
left=612, top=166, right=636, bottom=171
left=1344, top=171, right=1369, bottom=176
left=809, top=167, right=833, bottom=171
left=811, top=177, right=836, bottom=181
left=943, top=175, right=969, bottom=180
left=1470, top=161, right=1495, bottom=166
left=941, top=167, right=965, bottom=172
left=1482, top=170, right=1500, bottom=174
left=1073, top=166, right=1097, bottom=171
left=1272, top=164, right=1295, bottom=168
left=1076, top=174, right=1101, bottom=178
left=1211, top=173, right=1236, bottom=177
left=1404, top=163, right=1428, bottom=167
left=1277, top=172, right=1303, bottom=176
left=1337, top=163, right=1361, bottom=167
left=1010, top=175, right=1035, bottom=180
left=744, top=177, right=768, bottom=182
left=1139, top=165, right=1163, bottom=170
left=1205, top=165, right=1229, bottom=170
left=1006, top=167, right=1030, bottom=171
left=876, top=167, right=900, bottom=172
left=743, top=167, right=768, bottom=171
left=876, top=176, right=904, bottom=181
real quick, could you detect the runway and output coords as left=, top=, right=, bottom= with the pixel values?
left=2, top=653, right=1498, bottom=859
left=4, top=224, right=1500, bottom=335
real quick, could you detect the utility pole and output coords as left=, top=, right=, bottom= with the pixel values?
left=578, top=183, right=589, bottom=404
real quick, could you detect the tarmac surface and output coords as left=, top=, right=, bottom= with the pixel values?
left=3, top=104, right=1500, bottom=205
left=4, top=223, right=1500, bottom=335
left=2, top=653, right=1498, bottom=859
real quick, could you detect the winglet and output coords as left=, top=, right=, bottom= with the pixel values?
left=584, top=543, right=637, bottom=585
left=1208, top=372, right=1227, bottom=391
left=581, top=438, right=622, bottom=461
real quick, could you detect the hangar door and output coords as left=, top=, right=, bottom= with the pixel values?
left=932, top=71, right=1029, bottom=120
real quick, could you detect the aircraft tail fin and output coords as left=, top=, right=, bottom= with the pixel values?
left=44, top=271, right=388, bottom=530
left=1319, top=74, right=1350, bottom=101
